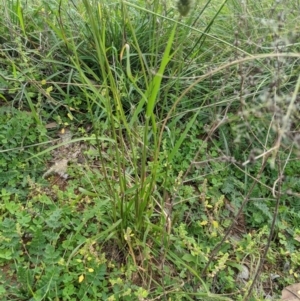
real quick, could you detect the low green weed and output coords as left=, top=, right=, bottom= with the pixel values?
left=0, top=108, right=48, bottom=198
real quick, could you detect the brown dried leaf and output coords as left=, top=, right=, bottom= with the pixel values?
left=282, top=283, right=300, bottom=301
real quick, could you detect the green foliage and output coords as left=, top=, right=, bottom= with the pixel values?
left=0, top=108, right=48, bottom=197
left=1, top=0, right=300, bottom=300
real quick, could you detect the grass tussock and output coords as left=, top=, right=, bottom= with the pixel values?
left=0, top=0, right=300, bottom=300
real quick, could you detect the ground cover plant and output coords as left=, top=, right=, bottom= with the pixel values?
left=1, top=0, right=300, bottom=300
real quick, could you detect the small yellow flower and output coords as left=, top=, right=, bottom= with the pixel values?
left=46, top=86, right=53, bottom=95
left=78, top=274, right=84, bottom=283
left=212, top=220, right=219, bottom=229
left=294, top=272, right=298, bottom=278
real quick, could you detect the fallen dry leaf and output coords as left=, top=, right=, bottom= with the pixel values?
left=282, top=283, right=300, bottom=301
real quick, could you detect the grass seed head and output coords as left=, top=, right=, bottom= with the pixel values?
left=177, top=0, right=192, bottom=16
